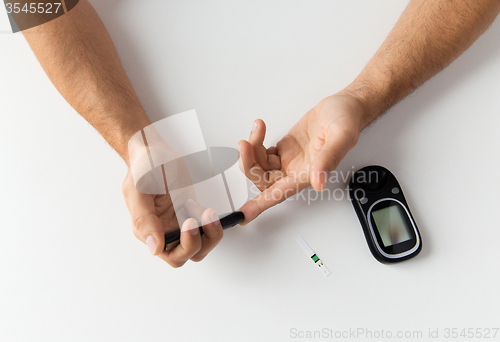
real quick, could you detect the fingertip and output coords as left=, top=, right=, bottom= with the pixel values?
left=177, top=219, right=201, bottom=253
left=132, top=213, right=165, bottom=253
left=146, top=235, right=157, bottom=255
left=201, top=208, right=223, bottom=241
left=249, top=119, right=266, bottom=146
left=178, top=219, right=196, bottom=245
left=200, top=208, right=217, bottom=226
left=183, top=198, right=205, bottom=221
left=209, top=209, right=220, bottom=225
left=145, top=231, right=165, bottom=256
left=163, top=219, right=201, bottom=267
left=254, top=119, right=265, bottom=129
left=181, top=218, right=200, bottom=236
left=239, top=200, right=260, bottom=225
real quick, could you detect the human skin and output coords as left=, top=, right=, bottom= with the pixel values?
left=238, top=0, right=500, bottom=224
left=21, top=0, right=223, bottom=268
left=19, top=0, right=500, bottom=265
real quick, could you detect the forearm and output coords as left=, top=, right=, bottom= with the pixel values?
left=22, top=0, right=150, bottom=165
left=346, top=0, right=500, bottom=127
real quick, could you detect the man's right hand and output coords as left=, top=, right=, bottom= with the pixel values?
left=122, top=170, right=224, bottom=268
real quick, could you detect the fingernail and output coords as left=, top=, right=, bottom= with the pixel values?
left=210, top=209, right=218, bottom=223
left=251, top=121, right=257, bottom=132
left=187, top=199, right=197, bottom=207
left=146, top=235, right=157, bottom=255
left=189, top=220, right=199, bottom=235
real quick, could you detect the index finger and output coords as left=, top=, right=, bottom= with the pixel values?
left=239, top=175, right=308, bottom=224
left=157, top=218, right=203, bottom=268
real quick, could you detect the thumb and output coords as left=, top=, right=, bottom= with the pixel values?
left=133, top=213, right=166, bottom=255
left=123, top=171, right=166, bottom=255
left=310, top=129, right=358, bottom=191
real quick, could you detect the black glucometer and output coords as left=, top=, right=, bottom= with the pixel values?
left=164, top=211, right=244, bottom=250
left=349, top=166, right=422, bottom=263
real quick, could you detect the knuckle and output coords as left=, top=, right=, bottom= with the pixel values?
left=257, top=182, right=269, bottom=192
left=214, top=228, right=224, bottom=241
left=238, top=158, right=245, bottom=173
left=132, top=228, right=141, bottom=240
left=122, top=180, right=129, bottom=197
left=169, top=261, right=185, bottom=268
left=167, top=255, right=186, bottom=268
left=132, top=215, right=151, bottom=240
left=122, top=172, right=133, bottom=197
left=330, top=154, right=342, bottom=170
left=206, top=228, right=223, bottom=244
left=190, top=255, right=206, bottom=263
left=337, top=127, right=359, bottom=148
left=346, top=131, right=359, bottom=148
left=133, top=215, right=146, bottom=231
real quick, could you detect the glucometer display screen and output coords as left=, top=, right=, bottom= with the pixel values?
left=371, top=204, right=411, bottom=247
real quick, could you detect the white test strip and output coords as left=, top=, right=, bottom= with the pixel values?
left=297, top=236, right=331, bottom=277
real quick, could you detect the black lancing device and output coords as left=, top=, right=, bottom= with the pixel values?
left=164, top=211, right=244, bottom=250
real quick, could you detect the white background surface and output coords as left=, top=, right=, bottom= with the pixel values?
left=1, top=1, right=500, bottom=341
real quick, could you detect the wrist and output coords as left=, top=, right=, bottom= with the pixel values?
left=343, top=82, right=390, bottom=130
left=343, top=61, right=405, bottom=130
left=118, top=112, right=152, bottom=166
left=89, top=105, right=151, bottom=166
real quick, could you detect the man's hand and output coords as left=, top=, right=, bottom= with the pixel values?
left=238, top=91, right=368, bottom=223
left=123, top=129, right=226, bottom=267
left=122, top=170, right=224, bottom=267
left=21, top=0, right=225, bottom=267
left=237, top=0, right=500, bottom=224
left=22, top=0, right=499, bottom=261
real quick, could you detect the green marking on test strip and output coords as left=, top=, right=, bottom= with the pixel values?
left=297, top=236, right=331, bottom=277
